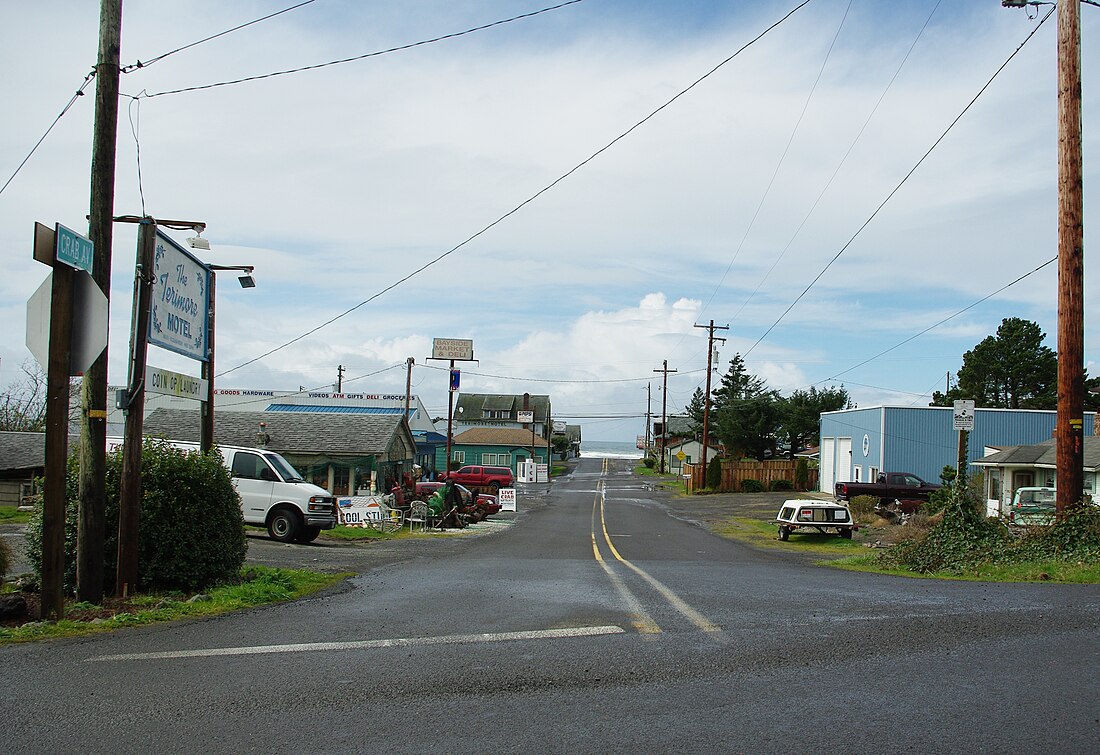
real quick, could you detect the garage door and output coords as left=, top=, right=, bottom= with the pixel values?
left=837, top=437, right=852, bottom=487
left=820, top=439, right=834, bottom=494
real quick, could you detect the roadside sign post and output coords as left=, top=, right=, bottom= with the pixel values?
left=953, top=400, right=975, bottom=478
left=27, top=222, right=104, bottom=620
left=429, top=338, right=476, bottom=476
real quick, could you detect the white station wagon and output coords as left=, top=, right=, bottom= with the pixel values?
left=775, top=499, right=857, bottom=541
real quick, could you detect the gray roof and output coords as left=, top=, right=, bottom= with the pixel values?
left=144, top=408, right=413, bottom=458
left=973, top=437, right=1100, bottom=471
left=0, top=431, right=48, bottom=472
left=455, top=393, right=551, bottom=421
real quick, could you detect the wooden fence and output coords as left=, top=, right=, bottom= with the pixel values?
left=686, top=459, right=818, bottom=494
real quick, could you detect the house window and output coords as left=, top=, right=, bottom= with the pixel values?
left=853, top=466, right=862, bottom=483
left=487, top=410, right=510, bottom=419
left=332, top=466, right=350, bottom=496
left=452, top=450, right=465, bottom=464
left=482, top=453, right=510, bottom=466
left=869, top=467, right=878, bottom=484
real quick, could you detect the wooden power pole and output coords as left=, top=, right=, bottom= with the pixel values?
left=78, top=0, right=122, bottom=605
left=653, top=360, right=677, bottom=474
left=1055, top=0, right=1084, bottom=512
left=694, top=320, right=728, bottom=479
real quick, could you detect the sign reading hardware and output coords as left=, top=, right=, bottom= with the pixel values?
left=149, top=230, right=210, bottom=362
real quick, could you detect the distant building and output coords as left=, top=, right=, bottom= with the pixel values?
left=454, top=392, right=552, bottom=439
left=973, top=437, right=1100, bottom=510
left=443, top=427, right=549, bottom=475
left=819, top=405, right=1097, bottom=495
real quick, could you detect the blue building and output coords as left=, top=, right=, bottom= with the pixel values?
left=818, top=406, right=1097, bottom=494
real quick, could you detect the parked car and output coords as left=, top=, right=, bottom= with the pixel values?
left=1007, top=487, right=1057, bottom=525
left=775, top=499, right=857, bottom=541
left=440, top=465, right=515, bottom=492
left=834, top=472, right=940, bottom=508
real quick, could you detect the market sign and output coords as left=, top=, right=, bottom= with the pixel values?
left=149, top=230, right=210, bottom=362
left=432, top=337, right=473, bottom=361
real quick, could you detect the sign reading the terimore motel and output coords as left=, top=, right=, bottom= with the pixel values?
left=149, top=230, right=210, bottom=362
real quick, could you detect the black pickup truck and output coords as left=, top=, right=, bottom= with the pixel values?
left=834, top=472, right=941, bottom=507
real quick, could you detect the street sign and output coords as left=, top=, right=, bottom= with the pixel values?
left=953, top=400, right=975, bottom=432
left=26, top=271, right=108, bottom=374
left=55, top=223, right=94, bottom=273
left=149, top=230, right=210, bottom=362
left=517, top=410, right=534, bottom=423
left=449, top=369, right=460, bottom=392
left=146, top=365, right=207, bottom=400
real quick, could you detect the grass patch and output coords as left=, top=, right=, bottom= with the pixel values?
left=0, top=566, right=347, bottom=645
left=0, top=508, right=31, bottom=524
left=830, top=553, right=1100, bottom=583
left=712, top=517, right=863, bottom=555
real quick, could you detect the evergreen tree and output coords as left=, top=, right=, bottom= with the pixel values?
left=779, top=385, right=850, bottom=454
left=711, top=354, right=781, bottom=460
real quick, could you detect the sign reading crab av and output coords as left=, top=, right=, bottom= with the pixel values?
left=149, top=230, right=210, bottom=362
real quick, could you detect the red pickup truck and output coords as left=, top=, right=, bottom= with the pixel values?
left=441, top=465, right=515, bottom=492
left=834, top=472, right=940, bottom=507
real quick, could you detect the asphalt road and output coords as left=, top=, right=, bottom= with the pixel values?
left=2, top=456, right=1099, bottom=753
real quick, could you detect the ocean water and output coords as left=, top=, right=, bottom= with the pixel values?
left=580, top=440, right=645, bottom=459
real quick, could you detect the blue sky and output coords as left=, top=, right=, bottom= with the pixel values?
left=1, top=1, right=1097, bottom=442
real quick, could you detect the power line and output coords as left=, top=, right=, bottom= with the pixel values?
left=0, top=70, right=96, bottom=198
left=419, top=362, right=707, bottom=385
left=813, top=255, right=1057, bottom=386
left=138, top=0, right=587, bottom=98
left=744, top=5, right=1055, bottom=358
left=121, top=0, right=318, bottom=73
left=217, top=0, right=813, bottom=378
left=729, top=0, right=942, bottom=324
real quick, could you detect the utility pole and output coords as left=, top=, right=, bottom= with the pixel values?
left=404, top=357, right=415, bottom=418
left=336, top=364, right=345, bottom=393
left=116, top=218, right=155, bottom=597
left=77, top=0, right=122, bottom=605
left=694, top=320, right=728, bottom=479
left=653, top=360, right=677, bottom=474
left=1055, top=0, right=1084, bottom=512
left=645, top=383, right=652, bottom=453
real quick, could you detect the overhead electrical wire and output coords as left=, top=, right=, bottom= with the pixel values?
left=121, top=0, right=318, bottom=73
left=138, top=0, right=588, bottom=98
left=743, top=4, right=1055, bottom=359
left=0, top=70, right=95, bottom=199
left=729, top=0, right=943, bottom=325
left=216, top=0, right=814, bottom=378
left=2, top=1, right=318, bottom=199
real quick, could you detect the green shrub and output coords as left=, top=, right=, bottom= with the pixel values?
left=740, top=479, right=764, bottom=493
left=706, top=456, right=722, bottom=489
left=0, top=530, right=10, bottom=582
left=769, top=479, right=793, bottom=492
left=794, top=458, right=810, bottom=490
left=642, top=456, right=656, bottom=469
left=25, top=439, right=246, bottom=594
left=848, top=495, right=878, bottom=520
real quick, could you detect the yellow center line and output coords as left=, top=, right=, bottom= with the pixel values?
left=591, top=481, right=661, bottom=635
left=597, top=477, right=722, bottom=635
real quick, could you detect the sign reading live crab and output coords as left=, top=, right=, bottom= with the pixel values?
left=149, top=229, right=210, bottom=362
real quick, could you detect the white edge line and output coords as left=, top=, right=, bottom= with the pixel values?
left=88, top=625, right=626, bottom=662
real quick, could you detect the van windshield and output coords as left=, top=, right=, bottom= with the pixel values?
left=264, top=452, right=305, bottom=482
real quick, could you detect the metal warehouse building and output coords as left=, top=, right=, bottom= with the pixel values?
left=819, top=406, right=1097, bottom=495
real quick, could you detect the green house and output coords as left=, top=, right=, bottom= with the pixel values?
left=438, top=427, right=549, bottom=474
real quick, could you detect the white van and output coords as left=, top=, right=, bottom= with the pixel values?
left=107, top=438, right=337, bottom=543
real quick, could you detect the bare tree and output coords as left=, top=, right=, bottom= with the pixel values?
left=0, top=360, right=48, bottom=432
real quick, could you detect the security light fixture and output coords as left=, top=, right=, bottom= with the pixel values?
left=186, top=225, right=211, bottom=250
